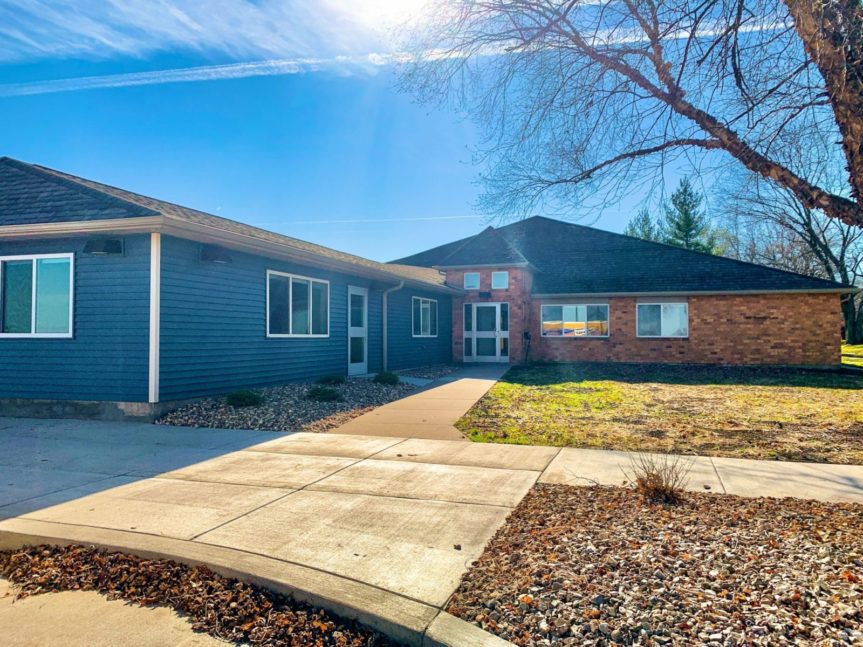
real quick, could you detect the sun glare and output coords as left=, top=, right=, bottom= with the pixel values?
left=336, top=0, right=432, bottom=30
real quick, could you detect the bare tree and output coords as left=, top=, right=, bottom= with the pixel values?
left=401, top=0, right=863, bottom=226
left=721, top=151, right=863, bottom=341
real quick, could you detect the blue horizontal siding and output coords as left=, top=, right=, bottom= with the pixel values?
left=386, top=289, right=453, bottom=370
left=0, top=235, right=150, bottom=401
left=158, top=235, right=385, bottom=400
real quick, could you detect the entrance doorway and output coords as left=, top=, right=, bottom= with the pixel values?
left=463, top=302, right=509, bottom=363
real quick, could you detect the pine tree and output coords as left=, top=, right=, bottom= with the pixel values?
left=661, top=177, right=718, bottom=253
left=623, top=208, right=661, bottom=241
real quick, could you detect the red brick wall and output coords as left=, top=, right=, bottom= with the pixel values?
left=447, top=267, right=533, bottom=363
left=528, top=294, right=842, bottom=366
left=445, top=265, right=841, bottom=366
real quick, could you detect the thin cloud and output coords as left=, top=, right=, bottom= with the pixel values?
left=292, top=215, right=482, bottom=225
left=0, top=54, right=395, bottom=97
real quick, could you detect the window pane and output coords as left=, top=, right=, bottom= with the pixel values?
left=35, top=258, right=71, bottom=334
left=500, top=337, right=509, bottom=356
left=268, top=274, right=290, bottom=334
left=542, top=305, right=563, bottom=336
left=421, top=301, right=430, bottom=335
left=586, top=305, right=609, bottom=337
left=491, top=272, right=508, bottom=289
left=463, top=303, right=473, bottom=332
left=2, top=260, right=33, bottom=334
left=463, top=273, right=480, bottom=289
left=291, top=278, right=310, bottom=334
left=476, top=305, right=496, bottom=332
left=312, top=282, right=328, bottom=335
left=350, top=336, right=365, bottom=364
left=637, top=304, right=662, bottom=336
left=350, top=292, right=364, bottom=329
left=662, top=303, right=689, bottom=337
left=500, top=303, right=509, bottom=332
left=413, top=299, right=422, bottom=335
left=464, top=336, right=473, bottom=357
left=476, top=337, right=496, bottom=356
left=430, top=301, right=438, bottom=336
left=563, top=305, right=587, bottom=336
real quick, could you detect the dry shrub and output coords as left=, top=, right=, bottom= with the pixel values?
left=623, top=453, right=693, bottom=504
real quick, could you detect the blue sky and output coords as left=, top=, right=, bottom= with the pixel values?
left=0, top=0, right=674, bottom=261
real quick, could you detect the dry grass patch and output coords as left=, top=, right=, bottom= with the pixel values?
left=457, top=363, right=863, bottom=464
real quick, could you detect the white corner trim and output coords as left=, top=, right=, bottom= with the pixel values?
left=148, top=233, right=161, bottom=403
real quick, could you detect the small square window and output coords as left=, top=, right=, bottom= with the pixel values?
left=463, top=272, right=480, bottom=290
left=491, top=271, right=509, bottom=289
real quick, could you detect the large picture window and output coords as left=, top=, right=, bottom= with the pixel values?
left=267, top=270, right=329, bottom=337
left=412, top=297, right=438, bottom=337
left=541, top=304, right=609, bottom=337
left=637, top=303, right=689, bottom=338
left=0, top=254, right=73, bottom=338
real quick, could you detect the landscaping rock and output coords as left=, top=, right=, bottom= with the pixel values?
left=447, top=484, right=863, bottom=646
left=157, top=379, right=415, bottom=433
left=0, top=545, right=391, bottom=646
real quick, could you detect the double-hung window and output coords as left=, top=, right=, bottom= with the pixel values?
left=636, top=303, right=688, bottom=338
left=491, top=271, right=509, bottom=289
left=0, top=254, right=73, bottom=338
left=541, top=304, right=609, bottom=337
left=267, top=270, right=329, bottom=337
left=412, top=297, right=438, bottom=337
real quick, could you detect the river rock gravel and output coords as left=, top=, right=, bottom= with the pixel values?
left=157, top=379, right=416, bottom=433
left=447, top=484, right=863, bottom=646
left=1, top=545, right=392, bottom=646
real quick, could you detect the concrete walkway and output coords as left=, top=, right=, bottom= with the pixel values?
left=332, top=365, right=509, bottom=440
left=0, top=579, right=222, bottom=646
left=0, top=418, right=861, bottom=646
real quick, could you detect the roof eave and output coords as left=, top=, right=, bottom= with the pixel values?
left=0, top=217, right=460, bottom=294
left=532, top=288, right=856, bottom=297
left=434, top=262, right=533, bottom=270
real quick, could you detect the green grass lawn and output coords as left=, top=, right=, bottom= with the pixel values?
left=457, top=362, right=863, bottom=464
left=843, top=343, right=863, bottom=367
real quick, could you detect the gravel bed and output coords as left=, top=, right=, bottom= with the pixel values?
left=157, top=379, right=416, bottom=432
left=396, top=364, right=462, bottom=380
left=0, top=545, right=393, bottom=646
left=448, top=484, right=863, bottom=646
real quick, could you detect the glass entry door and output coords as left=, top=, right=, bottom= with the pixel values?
left=464, top=302, right=509, bottom=363
left=348, top=286, right=368, bottom=375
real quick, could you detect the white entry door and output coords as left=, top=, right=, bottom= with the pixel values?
left=348, top=286, right=368, bottom=375
left=464, top=302, right=509, bottom=363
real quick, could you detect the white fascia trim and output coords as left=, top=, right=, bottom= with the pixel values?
left=532, top=289, right=853, bottom=297
left=148, top=233, right=161, bottom=404
left=0, top=217, right=163, bottom=239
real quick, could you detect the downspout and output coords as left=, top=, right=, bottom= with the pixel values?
left=382, top=281, right=404, bottom=372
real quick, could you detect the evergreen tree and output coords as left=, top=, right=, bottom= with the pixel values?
left=623, top=208, right=661, bottom=241
left=661, top=177, right=718, bottom=253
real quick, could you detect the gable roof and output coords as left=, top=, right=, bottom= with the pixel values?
left=0, top=157, right=453, bottom=292
left=395, top=215, right=853, bottom=294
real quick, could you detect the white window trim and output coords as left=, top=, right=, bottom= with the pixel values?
left=266, top=269, right=331, bottom=338
left=636, top=302, right=689, bottom=339
left=540, top=303, right=610, bottom=338
left=463, top=272, right=480, bottom=290
left=412, top=296, right=439, bottom=338
left=0, top=252, right=74, bottom=339
left=491, top=271, right=509, bottom=290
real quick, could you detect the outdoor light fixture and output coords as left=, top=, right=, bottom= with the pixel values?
left=200, top=244, right=232, bottom=264
left=83, top=238, right=124, bottom=255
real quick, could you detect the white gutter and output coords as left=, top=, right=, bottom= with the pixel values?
left=381, top=281, right=404, bottom=372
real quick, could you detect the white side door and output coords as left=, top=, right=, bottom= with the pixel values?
left=348, top=285, right=368, bottom=375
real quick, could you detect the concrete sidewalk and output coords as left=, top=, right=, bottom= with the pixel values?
left=331, top=365, right=509, bottom=440
left=0, top=418, right=861, bottom=646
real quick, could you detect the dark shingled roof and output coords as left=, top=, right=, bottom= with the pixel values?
left=394, top=215, right=852, bottom=294
left=0, top=157, right=449, bottom=289
left=435, top=226, right=529, bottom=267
